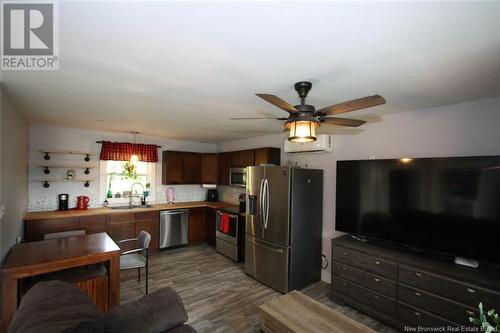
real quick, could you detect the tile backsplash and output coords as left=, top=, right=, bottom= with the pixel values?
left=218, top=185, right=245, bottom=204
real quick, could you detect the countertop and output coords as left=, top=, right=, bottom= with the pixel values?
left=24, top=201, right=237, bottom=221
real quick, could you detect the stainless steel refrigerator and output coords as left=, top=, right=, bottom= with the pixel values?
left=244, top=166, right=323, bottom=293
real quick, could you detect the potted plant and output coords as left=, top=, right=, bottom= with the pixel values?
left=143, top=182, right=151, bottom=198
left=469, top=303, right=499, bottom=333
left=121, top=161, right=137, bottom=179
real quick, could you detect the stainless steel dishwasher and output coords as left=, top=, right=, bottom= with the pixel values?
left=160, top=209, right=188, bottom=249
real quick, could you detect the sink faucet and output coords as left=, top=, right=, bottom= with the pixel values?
left=129, top=182, right=144, bottom=208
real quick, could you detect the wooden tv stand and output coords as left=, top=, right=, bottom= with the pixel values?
left=331, top=235, right=500, bottom=330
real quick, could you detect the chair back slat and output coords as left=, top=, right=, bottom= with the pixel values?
left=138, top=231, right=151, bottom=250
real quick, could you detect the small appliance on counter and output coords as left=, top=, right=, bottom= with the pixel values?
left=58, top=194, right=69, bottom=211
left=215, top=206, right=245, bottom=262
left=207, top=189, right=218, bottom=202
left=76, top=196, right=90, bottom=210
left=166, top=188, right=175, bottom=204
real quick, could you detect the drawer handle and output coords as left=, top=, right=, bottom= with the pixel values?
left=414, top=291, right=421, bottom=296
left=414, top=272, right=422, bottom=278
left=374, top=278, right=380, bottom=283
left=466, top=288, right=476, bottom=294
left=342, top=266, right=348, bottom=271
left=414, top=311, right=421, bottom=317
left=342, top=282, right=347, bottom=286
left=341, top=251, right=348, bottom=256
left=373, top=295, right=380, bottom=300
left=374, top=260, right=381, bottom=265
left=466, top=310, right=475, bottom=316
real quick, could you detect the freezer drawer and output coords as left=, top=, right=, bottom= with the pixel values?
left=244, top=235, right=289, bottom=293
left=160, top=209, right=188, bottom=249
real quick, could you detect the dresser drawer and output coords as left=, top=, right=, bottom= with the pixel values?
left=400, top=265, right=500, bottom=310
left=398, top=302, right=459, bottom=329
left=332, top=246, right=397, bottom=279
left=332, top=276, right=397, bottom=316
left=333, top=261, right=397, bottom=297
left=399, top=285, right=477, bottom=325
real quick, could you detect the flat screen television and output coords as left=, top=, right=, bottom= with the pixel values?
left=336, top=156, right=500, bottom=264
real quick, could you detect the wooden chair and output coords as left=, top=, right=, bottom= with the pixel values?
left=119, top=231, right=151, bottom=294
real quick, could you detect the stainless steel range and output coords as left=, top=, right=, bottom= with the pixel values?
left=215, top=206, right=245, bottom=262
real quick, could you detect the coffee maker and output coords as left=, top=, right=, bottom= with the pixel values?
left=207, top=189, right=218, bottom=202
left=58, top=194, right=69, bottom=211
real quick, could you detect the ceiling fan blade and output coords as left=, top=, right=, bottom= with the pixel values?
left=230, top=117, right=287, bottom=120
left=256, top=94, right=299, bottom=114
left=321, top=117, right=366, bottom=127
left=317, top=95, right=386, bottom=115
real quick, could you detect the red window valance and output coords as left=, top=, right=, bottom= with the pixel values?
left=99, top=141, right=158, bottom=162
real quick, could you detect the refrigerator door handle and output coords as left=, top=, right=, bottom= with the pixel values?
left=259, top=178, right=265, bottom=225
left=247, top=238, right=284, bottom=253
left=264, top=179, right=270, bottom=229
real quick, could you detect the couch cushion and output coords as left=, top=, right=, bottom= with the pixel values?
left=8, top=280, right=103, bottom=333
left=103, top=287, right=188, bottom=333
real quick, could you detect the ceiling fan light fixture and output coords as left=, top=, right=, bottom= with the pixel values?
left=288, top=119, right=320, bottom=143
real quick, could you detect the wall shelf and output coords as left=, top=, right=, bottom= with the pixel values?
left=39, top=150, right=98, bottom=162
left=38, top=165, right=98, bottom=175
left=31, top=179, right=95, bottom=188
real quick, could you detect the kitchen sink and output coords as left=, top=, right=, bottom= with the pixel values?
left=109, top=204, right=153, bottom=210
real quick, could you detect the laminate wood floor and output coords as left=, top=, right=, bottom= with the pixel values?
left=120, top=243, right=399, bottom=333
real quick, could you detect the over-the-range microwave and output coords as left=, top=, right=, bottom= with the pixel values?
left=229, top=167, right=247, bottom=187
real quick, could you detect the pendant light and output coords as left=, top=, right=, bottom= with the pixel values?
left=286, top=116, right=320, bottom=143
left=130, top=131, right=139, bottom=163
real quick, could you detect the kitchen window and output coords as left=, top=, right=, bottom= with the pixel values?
left=99, top=160, right=155, bottom=205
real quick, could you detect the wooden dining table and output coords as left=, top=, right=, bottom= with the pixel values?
left=1, top=232, right=121, bottom=332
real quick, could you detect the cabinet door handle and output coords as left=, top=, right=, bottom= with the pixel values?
left=341, top=266, right=347, bottom=271
left=374, top=278, right=380, bottom=283
left=341, top=251, right=348, bottom=256
left=342, top=282, right=347, bottom=286
left=414, top=291, right=421, bottom=296
left=374, top=260, right=381, bottom=265
left=466, top=310, right=475, bottom=316
left=466, top=288, right=476, bottom=294
left=414, top=272, right=422, bottom=278
left=373, top=295, right=380, bottom=300
left=414, top=311, right=421, bottom=317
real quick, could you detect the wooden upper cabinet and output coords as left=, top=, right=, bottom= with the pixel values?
left=218, top=152, right=232, bottom=185
left=232, top=150, right=255, bottom=167
left=162, top=151, right=183, bottom=184
left=201, top=153, right=218, bottom=184
left=254, top=147, right=281, bottom=166
left=182, top=152, right=201, bottom=184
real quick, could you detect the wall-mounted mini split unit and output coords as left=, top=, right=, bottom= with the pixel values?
left=284, top=134, right=333, bottom=154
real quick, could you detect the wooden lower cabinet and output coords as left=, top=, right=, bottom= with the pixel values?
left=205, top=208, right=216, bottom=246
left=109, top=211, right=160, bottom=253
left=135, top=211, right=160, bottom=252
left=188, top=207, right=206, bottom=244
left=25, top=211, right=160, bottom=253
left=108, top=220, right=136, bottom=253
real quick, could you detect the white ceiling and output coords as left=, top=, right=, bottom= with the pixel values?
left=2, top=1, right=500, bottom=143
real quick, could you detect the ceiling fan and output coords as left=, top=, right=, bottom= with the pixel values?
left=231, top=81, right=386, bottom=143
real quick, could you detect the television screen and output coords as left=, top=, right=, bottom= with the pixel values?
left=336, top=156, right=500, bottom=264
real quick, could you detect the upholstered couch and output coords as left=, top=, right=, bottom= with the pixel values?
left=8, top=280, right=196, bottom=333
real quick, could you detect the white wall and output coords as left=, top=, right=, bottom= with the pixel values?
left=29, top=126, right=217, bottom=211
left=1, top=88, right=30, bottom=261
left=217, top=97, right=500, bottom=283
